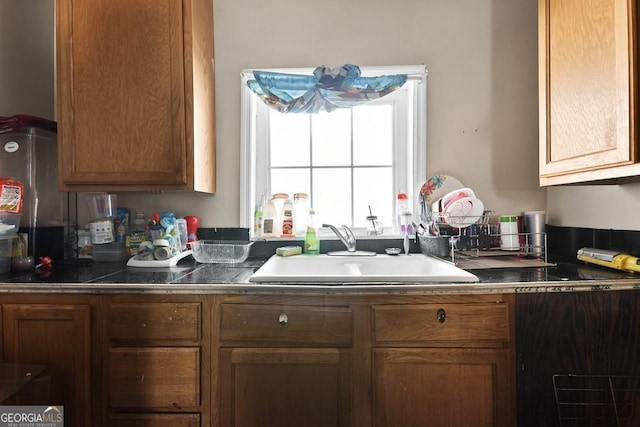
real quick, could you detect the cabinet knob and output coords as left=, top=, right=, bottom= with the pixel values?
left=436, top=308, right=446, bottom=323
left=278, top=312, right=288, bottom=325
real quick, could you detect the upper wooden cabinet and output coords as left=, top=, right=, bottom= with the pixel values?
left=56, top=0, right=216, bottom=192
left=539, top=0, right=639, bottom=185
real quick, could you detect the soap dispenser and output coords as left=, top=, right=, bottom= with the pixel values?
left=304, top=209, right=319, bottom=255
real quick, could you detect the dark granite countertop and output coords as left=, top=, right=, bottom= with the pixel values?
left=0, top=252, right=639, bottom=295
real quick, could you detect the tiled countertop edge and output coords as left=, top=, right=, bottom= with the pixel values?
left=0, top=280, right=638, bottom=295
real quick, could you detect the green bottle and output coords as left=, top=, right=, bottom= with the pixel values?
left=304, top=209, right=319, bottom=255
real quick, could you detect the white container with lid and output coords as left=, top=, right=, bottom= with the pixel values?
left=499, top=215, right=519, bottom=251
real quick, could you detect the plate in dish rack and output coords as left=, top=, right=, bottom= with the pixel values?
left=443, top=196, right=484, bottom=228
left=419, top=175, right=464, bottom=203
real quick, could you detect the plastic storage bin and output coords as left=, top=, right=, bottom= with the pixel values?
left=0, top=233, right=17, bottom=273
left=190, top=240, right=254, bottom=264
left=92, top=241, right=127, bottom=262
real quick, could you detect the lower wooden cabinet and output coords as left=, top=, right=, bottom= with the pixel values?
left=103, top=295, right=210, bottom=427
left=373, top=348, right=512, bottom=427
left=1, top=299, right=92, bottom=427
left=219, top=348, right=351, bottom=427
left=370, top=297, right=515, bottom=427
left=0, top=292, right=516, bottom=427
left=108, top=347, right=200, bottom=409
left=215, top=294, right=516, bottom=427
left=217, top=301, right=354, bottom=426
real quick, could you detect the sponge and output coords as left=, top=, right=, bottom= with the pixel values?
left=276, top=246, right=302, bottom=257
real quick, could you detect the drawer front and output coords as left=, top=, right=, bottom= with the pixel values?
left=373, top=303, right=510, bottom=344
left=108, top=347, right=200, bottom=409
left=219, top=304, right=354, bottom=347
left=108, top=303, right=201, bottom=341
left=108, top=413, right=200, bottom=427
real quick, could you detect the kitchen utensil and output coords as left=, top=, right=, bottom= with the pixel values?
left=412, top=221, right=426, bottom=236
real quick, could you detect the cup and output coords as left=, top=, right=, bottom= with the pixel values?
left=524, top=211, right=546, bottom=257
left=366, top=216, right=384, bottom=235
left=499, top=215, right=519, bottom=251
left=85, top=193, right=117, bottom=220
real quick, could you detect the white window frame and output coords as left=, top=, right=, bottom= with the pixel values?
left=239, top=65, right=428, bottom=237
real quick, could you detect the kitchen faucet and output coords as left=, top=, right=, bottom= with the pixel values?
left=323, top=224, right=357, bottom=252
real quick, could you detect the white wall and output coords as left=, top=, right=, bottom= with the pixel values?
left=121, top=0, right=546, bottom=227
left=0, top=0, right=55, bottom=120
left=4, top=0, right=558, bottom=229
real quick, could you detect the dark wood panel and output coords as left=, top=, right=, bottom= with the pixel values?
left=516, top=290, right=640, bottom=426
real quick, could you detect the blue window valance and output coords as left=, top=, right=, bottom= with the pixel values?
left=247, top=64, right=408, bottom=114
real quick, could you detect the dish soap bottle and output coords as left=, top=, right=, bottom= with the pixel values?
left=304, top=209, right=319, bottom=255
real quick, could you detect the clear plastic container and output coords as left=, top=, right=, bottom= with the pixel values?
left=85, top=193, right=117, bottom=220
left=0, top=233, right=17, bottom=273
left=190, top=240, right=254, bottom=264
left=92, top=241, right=127, bottom=262
left=293, top=193, right=309, bottom=235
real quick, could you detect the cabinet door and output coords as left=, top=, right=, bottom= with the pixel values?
left=373, top=348, right=514, bottom=427
left=56, top=0, right=216, bottom=192
left=516, top=291, right=640, bottom=427
left=219, top=348, right=351, bottom=427
left=57, top=0, right=187, bottom=188
left=2, top=304, right=91, bottom=427
left=539, top=0, right=637, bottom=184
left=108, top=347, right=200, bottom=410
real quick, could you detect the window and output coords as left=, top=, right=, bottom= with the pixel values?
left=240, top=65, right=427, bottom=237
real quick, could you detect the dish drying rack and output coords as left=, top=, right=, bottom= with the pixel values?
left=553, top=374, right=640, bottom=426
left=421, top=211, right=548, bottom=264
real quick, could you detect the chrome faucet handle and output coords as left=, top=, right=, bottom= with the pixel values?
left=322, top=223, right=357, bottom=252
left=341, top=225, right=357, bottom=252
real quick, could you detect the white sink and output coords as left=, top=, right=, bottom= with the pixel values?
left=249, top=254, right=479, bottom=284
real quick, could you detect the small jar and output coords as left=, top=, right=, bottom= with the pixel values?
left=366, top=215, right=384, bottom=235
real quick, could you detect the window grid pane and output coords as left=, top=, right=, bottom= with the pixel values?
left=268, top=104, right=393, bottom=228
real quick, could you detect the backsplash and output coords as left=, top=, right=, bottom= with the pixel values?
left=55, top=225, right=640, bottom=264
left=201, top=226, right=640, bottom=260
left=547, top=225, right=640, bottom=259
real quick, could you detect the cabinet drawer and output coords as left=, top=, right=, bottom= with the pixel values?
left=373, top=303, right=510, bottom=344
left=108, top=303, right=201, bottom=341
left=108, top=347, right=200, bottom=409
left=108, top=413, right=200, bottom=427
left=219, top=304, right=354, bottom=347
